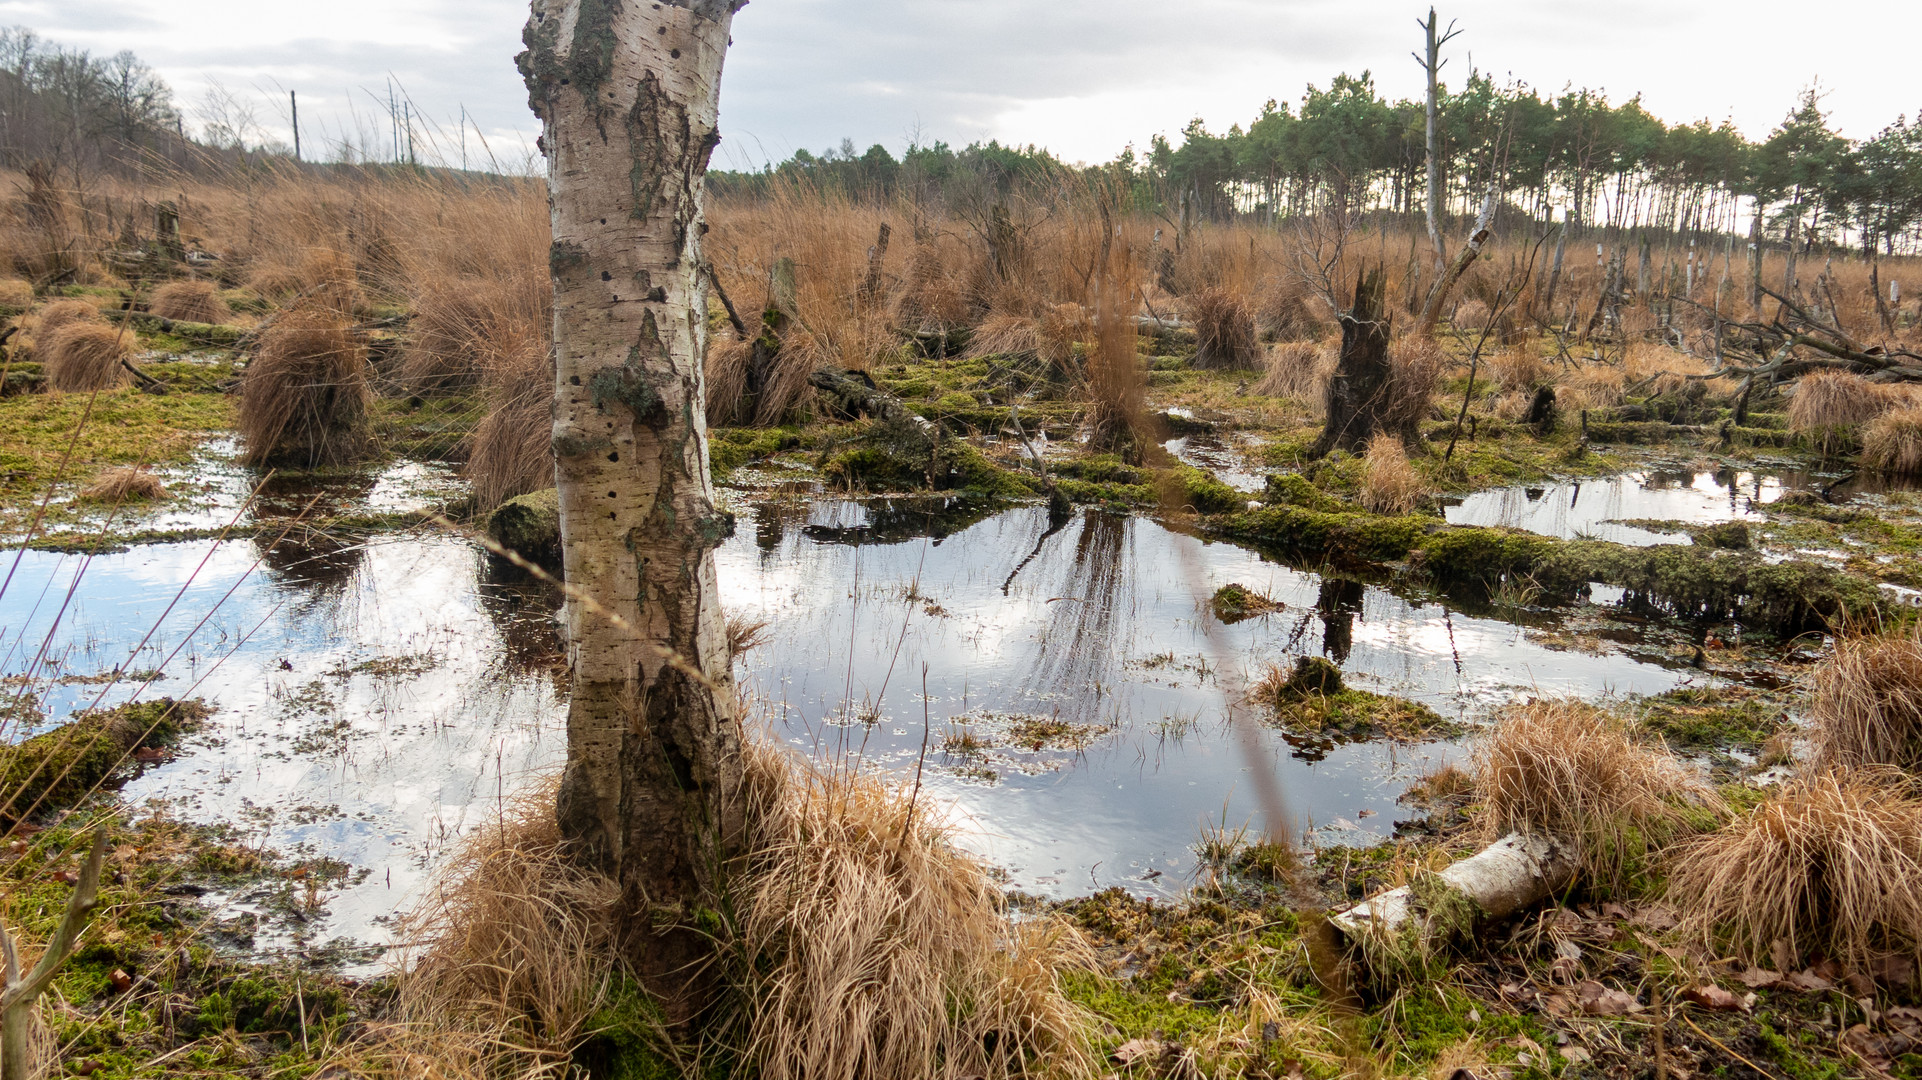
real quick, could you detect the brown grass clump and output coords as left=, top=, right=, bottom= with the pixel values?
left=40, top=323, right=132, bottom=392
left=238, top=308, right=373, bottom=467
left=1254, top=277, right=1324, bottom=341
left=363, top=775, right=622, bottom=1078
left=1861, top=406, right=1922, bottom=475
left=247, top=248, right=361, bottom=316
left=1791, top=371, right=1890, bottom=455
left=1667, top=771, right=1922, bottom=969
left=734, top=739, right=1095, bottom=1080
left=1379, top=335, right=1447, bottom=436
left=368, top=740, right=1094, bottom=1080
left=77, top=466, right=166, bottom=503
left=400, top=270, right=551, bottom=393
left=1085, top=300, right=1145, bottom=450
left=1484, top=347, right=1548, bottom=395
left=1809, top=629, right=1922, bottom=771
left=705, top=331, right=753, bottom=427
left=32, top=298, right=103, bottom=340
left=1359, top=433, right=1425, bottom=514
left=467, top=341, right=555, bottom=510
left=148, top=279, right=232, bottom=324
left=1188, top=285, right=1260, bottom=370
left=1473, top=699, right=1722, bottom=885
left=0, top=278, right=32, bottom=308
left=1253, top=341, right=1334, bottom=407
left=1790, top=371, right=1887, bottom=432
left=1451, top=298, right=1491, bottom=334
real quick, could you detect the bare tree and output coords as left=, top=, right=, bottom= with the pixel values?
left=518, top=0, right=748, bottom=1016
left=1413, top=8, right=1462, bottom=275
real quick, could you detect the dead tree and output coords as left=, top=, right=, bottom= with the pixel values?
left=1312, top=267, right=1401, bottom=457
left=520, top=0, right=748, bottom=1018
left=1413, top=8, right=1463, bottom=278
left=1416, top=186, right=1497, bottom=338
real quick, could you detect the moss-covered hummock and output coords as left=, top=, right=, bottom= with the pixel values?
left=1, top=697, right=210, bottom=820
left=1209, top=583, right=1284, bottom=623
left=486, top=487, right=562, bottom=565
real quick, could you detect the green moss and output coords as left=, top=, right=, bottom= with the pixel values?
left=572, top=976, right=681, bottom=1080
left=1636, top=687, right=1786, bottom=754
left=709, top=425, right=798, bottom=479
left=1, top=698, right=209, bottom=819
left=1260, top=687, right=1461, bottom=749
left=1210, top=583, right=1283, bottom=623
left=0, top=387, right=232, bottom=528
left=1213, top=504, right=1428, bottom=566
left=486, top=488, right=561, bottom=565
left=946, top=441, right=1040, bottom=498
left=1055, top=455, right=1144, bottom=486
left=1261, top=471, right=1343, bottom=512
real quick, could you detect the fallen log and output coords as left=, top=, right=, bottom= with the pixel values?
left=1329, top=832, right=1578, bottom=979
left=128, top=312, right=244, bottom=347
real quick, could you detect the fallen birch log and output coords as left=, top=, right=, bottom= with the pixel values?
left=1328, top=832, right=1578, bottom=977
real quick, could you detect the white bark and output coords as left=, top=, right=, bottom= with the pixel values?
left=520, top=0, right=746, bottom=1004
left=1328, top=832, right=1578, bottom=942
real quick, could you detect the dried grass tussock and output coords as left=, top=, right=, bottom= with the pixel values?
left=31, top=297, right=103, bottom=340
left=1472, top=699, right=1722, bottom=885
left=238, top=307, right=373, bottom=467
left=1253, top=341, right=1333, bottom=406
left=147, top=278, right=231, bottom=324
left=371, top=740, right=1095, bottom=1080
left=1359, top=433, right=1424, bottom=513
left=1861, top=406, right=1922, bottom=475
left=356, top=774, right=622, bottom=1079
left=78, top=465, right=166, bottom=503
left=1809, top=629, right=1922, bottom=770
left=734, top=739, right=1096, bottom=1080
left=41, top=322, right=132, bottom=391
left=0, top=277, right=33, bottom=308
left=1789, top=371, right=1889, bottom=433
left=1666, top=770, right=1922, bottom=970
left=1188, top=285, right=1260, bottom=370
left=467, top=340, right=555, bottom=511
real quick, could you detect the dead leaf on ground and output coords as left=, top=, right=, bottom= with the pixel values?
left=1738, top=967, right=1784, bottom=989
left=1787, top=969, right=1836, bottom=992
left=1681, top=985, right=1740, bottom=1011
left=1576, top=980, right=1644, bottom=1015
left=1630, top=904, right=1678, bottom=931
left=1110, top=1039, right=1167, bottom=1067
left=1887, top=1007, right=1922, bottom=1039
left=1873, top=955, right=1916, bottom=991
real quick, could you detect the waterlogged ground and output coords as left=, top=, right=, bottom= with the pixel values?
left=0, top=474, right=1753, bottom=956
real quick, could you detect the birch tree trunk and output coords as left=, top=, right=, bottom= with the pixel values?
left=519, top=0, right=747, bottom=1014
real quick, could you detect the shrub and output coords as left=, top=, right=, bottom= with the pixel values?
left=41, top=323, right=132, bottom=392
left=238, top=307, right=373, bottom=467
left=148, top=279, right=232, bottom=324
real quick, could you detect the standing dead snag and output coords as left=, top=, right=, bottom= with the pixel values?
left=518, top=0, right=748, bottom=1017
left=1416, top=186, right=1497, bottom=339
left=1311, top=268, right=1397, bottom=458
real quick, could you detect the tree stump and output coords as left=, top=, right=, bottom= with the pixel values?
left=1311, top=268, right=1396, bottom=458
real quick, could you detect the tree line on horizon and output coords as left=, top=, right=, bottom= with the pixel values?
left=714, top=73, right=1922, bottom=260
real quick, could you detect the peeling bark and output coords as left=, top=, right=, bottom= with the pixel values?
left=519, top=0, right=747, bottom=1016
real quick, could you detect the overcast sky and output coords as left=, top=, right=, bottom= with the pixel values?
left=7, top=0, right=1920, bottom=171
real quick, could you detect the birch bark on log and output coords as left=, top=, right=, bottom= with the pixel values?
left=518, top=0, right=747, bottom=1013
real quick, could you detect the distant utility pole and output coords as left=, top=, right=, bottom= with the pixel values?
left=291, top=90, right=300, bottom=161
left=1413, top=7, right=1463, bottom=275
